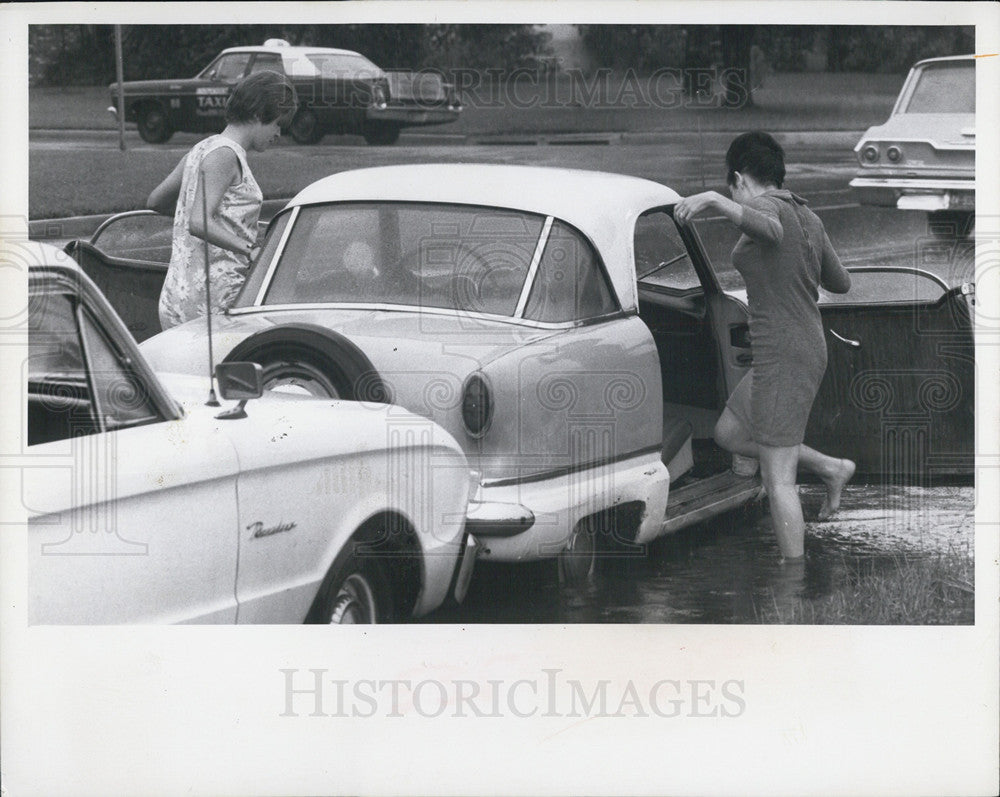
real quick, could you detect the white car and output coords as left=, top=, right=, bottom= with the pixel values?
left=849, top=54, right=975, bottom=233
left=21, top=241, right=476, bottom=624
left=75, top=165, right=975, bottom=576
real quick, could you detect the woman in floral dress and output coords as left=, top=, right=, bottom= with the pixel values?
left=147, top=70, right=296, bottom=329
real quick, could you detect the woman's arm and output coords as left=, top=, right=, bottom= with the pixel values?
left=186, top=147, right=253, bottom=259
left=673, top=191, right=783, bottom=244
left=146, top=155, right=186, bottom=216
left=819, top=230, right=851, bottom=294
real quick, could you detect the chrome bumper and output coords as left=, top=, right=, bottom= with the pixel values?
left=465, top=499, right=535, bottom=538
left=850, top=176, right=975, bottom=210
left=365, top=105, right=462, bottom=126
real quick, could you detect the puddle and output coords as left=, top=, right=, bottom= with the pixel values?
left=427, top=484, right=975, bottom=625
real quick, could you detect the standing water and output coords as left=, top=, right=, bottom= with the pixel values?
left=427, top=484, right=974, bottom=624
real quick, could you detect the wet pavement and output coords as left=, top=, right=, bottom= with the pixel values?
left=428, top=483, right=974, bottom=624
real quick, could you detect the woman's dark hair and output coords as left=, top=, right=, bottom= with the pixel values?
left=226, top=71, right=298, bottom=126
left=726, top=131, right=785, bottom=189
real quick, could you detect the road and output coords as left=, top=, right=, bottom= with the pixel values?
left=29, top=126, right=968, bottom=288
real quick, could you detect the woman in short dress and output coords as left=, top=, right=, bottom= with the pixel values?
left=674, top=131, right=856, bottom=560
left=147, top=70, right=296, bottom=330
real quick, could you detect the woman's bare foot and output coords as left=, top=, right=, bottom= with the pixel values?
left=817, top=458, right=856, bottom=521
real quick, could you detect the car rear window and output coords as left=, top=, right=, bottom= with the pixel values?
left=260, top=203, right=545, bottom=317
left=903, top=62, right=975, bottom=113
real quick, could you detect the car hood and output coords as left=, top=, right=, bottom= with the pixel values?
left=142, top=307, right=563, bottom=390
left=857, top=113, right=975, bottom=149
left=154, top=369, right=467, bottom=467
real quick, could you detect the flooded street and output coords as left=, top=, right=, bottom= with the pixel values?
left=429, top=483, right=974, bottom=624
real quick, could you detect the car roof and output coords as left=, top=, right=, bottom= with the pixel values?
left=288, top=164, right=681, bottom=312
left=912, top=54, right=974, bottom=68
left=219, top=44, right=370, bottom=60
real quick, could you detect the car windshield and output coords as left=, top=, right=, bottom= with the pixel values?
left=903, top=61, right=975, bottom=113
left=246, top=203, right=547, bottom=317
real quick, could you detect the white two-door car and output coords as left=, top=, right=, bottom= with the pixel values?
left=850, top=54, right=975, bottom=235
left=68, top=164, right=975, bottom=573
left=20, top=241, right=476, bottom=624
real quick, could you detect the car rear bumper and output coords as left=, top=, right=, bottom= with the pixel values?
left=464, top=453, right=670, bottom=562
left=850, top=176, right=975, bottom=211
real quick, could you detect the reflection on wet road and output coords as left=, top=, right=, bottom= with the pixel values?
left=428, top=484, right=973, bottom=624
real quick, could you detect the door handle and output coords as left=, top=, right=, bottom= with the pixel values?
left=829, top=329, right=860, bottom=348
left=736, top=353, right=753, bottom=366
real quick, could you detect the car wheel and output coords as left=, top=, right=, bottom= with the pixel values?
left=259, top=356, right=346, bottom=398
left=224, top=325, right=390, bottom=403
left=308, top=547, right=393, bottom=624
left=136, top=105, right=173, bottom=144
left=362, top=121, right=401, bottom=146
left=929, top=210, right=974, bottom=239
left=289, top=108, right=324, bottom=145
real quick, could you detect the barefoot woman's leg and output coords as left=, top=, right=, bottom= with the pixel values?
left=758, top=443, right=805, bottom=559
left=797, top=446, right=856, bottom=520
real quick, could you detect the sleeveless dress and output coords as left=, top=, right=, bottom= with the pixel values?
left=158, top=135, right=262, bottom=330
left=725, top=189, right=851, bottom=446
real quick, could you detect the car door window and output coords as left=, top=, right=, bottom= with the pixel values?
left=635, top=210, right=702, bottom=292
left=524, top=220, right=617, bottom=322
left=28, top=291, right=161, bottom=445
left=208, top=53, right=251, bottom=82
left=249, top=53, right=283, bottom=75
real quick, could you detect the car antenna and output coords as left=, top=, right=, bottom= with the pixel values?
left=200, top=165, right=220, bottom=406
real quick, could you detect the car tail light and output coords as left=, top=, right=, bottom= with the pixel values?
left=886, top=145, right=902, bottom=163
left=462, top=374, right=493, bottom=438
left=861, top=145, right=879, bottom=163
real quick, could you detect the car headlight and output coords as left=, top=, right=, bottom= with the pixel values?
left=861, top=145, right=880, bottom=163
left=462, top=373, right=493, bottom=438
left=372, top=84, right=388, bottom=110
left=886, top=145, right=902, bottom=163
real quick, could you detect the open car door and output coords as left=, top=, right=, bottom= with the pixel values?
left=691, top=216, right=974, bottom=481
left=807, top=266, right=974, bottom=479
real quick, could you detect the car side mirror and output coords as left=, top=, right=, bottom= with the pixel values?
left=214, top=361, right=263, bottom=419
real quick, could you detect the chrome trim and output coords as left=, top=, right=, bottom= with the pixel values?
left=228, top=300, right=623, bottom=331
left=845, top=264, right=951, bottom=293
left=481, top=444, right=663, bottom=489
left=465, top=500, right=535, bottom=538
left=253, top=205, right=299, bottom=306
left=829, top=329, right=861, bottom=348
left=849, top=177, right=975, bottom=191
left=90, top=209, right=157, bottom=244
left=514, top=215, right=553, bottom=318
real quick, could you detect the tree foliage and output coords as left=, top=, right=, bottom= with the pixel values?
left=29, top=24, right=552, bottom=86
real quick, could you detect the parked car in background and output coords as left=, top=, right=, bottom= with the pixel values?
left=66, top=164, right=975, bottom=575
left=20, top=241, right=476, bottom=624
left=108, top=38, right=462, bottom=145
left=850, top=54, right=975, bottom=235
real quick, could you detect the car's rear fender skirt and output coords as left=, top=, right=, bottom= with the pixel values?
left=224, top=323, right=390, bottom=403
